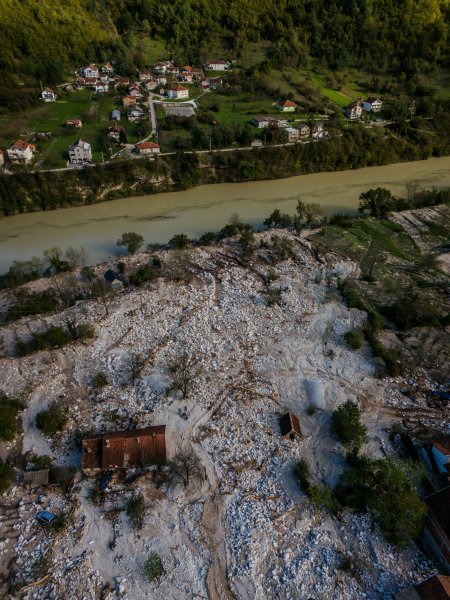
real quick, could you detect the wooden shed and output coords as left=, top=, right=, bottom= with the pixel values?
left=81, top=426, right=166, bottom=474
left=279, top=413, right=302, bottom=440
left=23, top=469, right=49, bottom=488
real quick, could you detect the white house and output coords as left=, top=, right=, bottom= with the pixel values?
left=7, top=140, right=35, bottom=163
left=94, top=81, right=108, bottom=93
left=102, top=62, right=114, bottom=75
left=127, top=107, right=144, bottom=121
left=153, top=61, right=171, bottom=74
left=297, top=124, right=310, bottom=138
left=284, top=127, right=299, bottom=143
left=252, top=117, right=272, bottom=128
left=205, top=60, right=230, bottom=71
left=83, top=64, right=99, bottom=79
left=41, top=88, right=56, bottom=102
left=363, top=97, right=383, bottom=113
left=431, top=439, right=450, bottom=475
left=135, top=141, right=160, bottom=155
left=345, top=101, right=363, bottom=120
left=68, top=139, right=92, bottom=164
left=138, top=70, right=152, bottom=82
left=277, top=99, right=297, bottom=112
left=166, top=85, right=189, bottom=99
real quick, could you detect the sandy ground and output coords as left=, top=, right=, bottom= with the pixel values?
left=0, top=231, right=442, bottom=599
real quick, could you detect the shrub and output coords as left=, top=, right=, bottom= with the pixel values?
left=308, top=484, right=339, bottom=513
left=29, top=455, right=52, bottom=470
left=330, top=400, right=368, bottom=453
left=294, top=458, right=310, bottom=493
left=168, top=233, right=190, bottom=249
left=93, top=372, right=108, bottom=388
left=0, top=394, right=24, bottom=441
left=36, top=402, right=67, bottom=436
left=126, top=493, right=147, bottom=529
left=0, top=459, right=15, bottom=493
left=144, top=552, right=164, bottom=582
left=7, top=292, right=59, bottom=321
left=263, top=287, right=283, bottom=306
left=15, top=326, right=71, bottom=356
left=130, top=264, right=158, bottom=286
left=344, top=330, right=363, bottom=350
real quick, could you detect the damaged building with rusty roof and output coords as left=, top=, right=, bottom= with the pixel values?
left=81, top=426, right=166, bottom=474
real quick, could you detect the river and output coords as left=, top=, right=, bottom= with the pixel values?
left=1, top=157, right=450, bottom=273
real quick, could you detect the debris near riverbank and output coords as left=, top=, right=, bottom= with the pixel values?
left=0, top=230, right=446, bottom=599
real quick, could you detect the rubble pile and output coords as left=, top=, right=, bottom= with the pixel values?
left=0, top=231, right=443, bottom=599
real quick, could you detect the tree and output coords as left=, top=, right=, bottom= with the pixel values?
left=64, top=247, right=89, bottom=270
left=0, top=394, right=24, bottom=441
left=330, top=400, right=368, bottom=453
left=169, top=450, right=202, bottom=488
left=167, top=352, right=203, bottom=398
left=36, top=402, right=67, bottom=436
left=263, top=210, right=292, bottom=229
left=337, top=456, right=426, bottom=546
left=0, top=459, right=15, bottom=493
left=117, top=232, right=144, bottom=254
left=43, top=247, right=70, bottom=275
left=168, top=233, right=190, bottom=249
left=91, top=279, right=112, bottom=316
left=358, top=188, right=395, bottom=217
left=126, top=493, right=147, bottom=529
left=304, top=203, right=323, bottom=227
left=144, top=552, right=164, bottom=582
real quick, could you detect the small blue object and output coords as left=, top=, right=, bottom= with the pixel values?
left=36, top=511, right=56, bottom=525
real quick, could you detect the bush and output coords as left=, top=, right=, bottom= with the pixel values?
left=28, top=455, right=52, bottom=470
left=126, top=493, right=147, bottom=529
left=36, top=402, right=67, bottom=436
left=93, top=372, right=108, bottom=388
left=0, top=394, right=24, bottom=441
left=16, top=326, right=71, bottom=356
left=0, top=459, right=15, bottom=493
left=7, top=292, right=59, bottom=322
left=130, top=264, right=159, bottom=286
left=144, top=552, right=164, bottom=582
left=330, top=400, right=368, bottom=453
left=344, top=330, right=363, bottom=350
left=294, top=458, right=310, bottom=493
left=168, top=233, right=190, bottom=249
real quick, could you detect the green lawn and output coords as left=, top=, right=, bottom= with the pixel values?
left=0, top=89, right=151, bottom=168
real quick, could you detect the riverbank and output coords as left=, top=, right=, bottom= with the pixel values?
left=1, top=127, right=449, bottom=218
left=1, top=155, right=450, bottom=272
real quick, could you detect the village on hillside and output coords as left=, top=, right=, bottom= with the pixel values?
left=0, top=57, right=389, bottom=172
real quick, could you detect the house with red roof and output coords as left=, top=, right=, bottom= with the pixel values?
left=7, top=140, right=35, bottom=163
left=277, top=99, right=297, bottom=112
left=166, top=85, right=189, bottom=99
left=135, top=141, right=160, bottom=155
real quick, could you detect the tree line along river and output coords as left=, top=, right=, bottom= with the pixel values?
left=1, top=157, right=450, bottom=273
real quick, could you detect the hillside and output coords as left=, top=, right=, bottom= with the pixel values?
left=1, top=0, right=450, bottom=106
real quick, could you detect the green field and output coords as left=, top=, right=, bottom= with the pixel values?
left=0, top=89, right=154, bottom=169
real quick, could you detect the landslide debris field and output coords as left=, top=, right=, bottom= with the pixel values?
left=0, top=213, right=448, bottom=599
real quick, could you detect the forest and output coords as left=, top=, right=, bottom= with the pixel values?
left=1, top=0, right=450, bottom=110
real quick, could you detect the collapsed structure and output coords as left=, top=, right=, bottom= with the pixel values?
left=81, top=426, right=166, bottom=474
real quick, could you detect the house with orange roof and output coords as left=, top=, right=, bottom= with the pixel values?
left=135, top=141, right=160, bottom=155
left=277, top=99, right=297, bottom=112
left=122, top=95, right=137, bottom=108
left=166, top=85, right=189, bottom=99
left=7, top=140, right=35, bottom=163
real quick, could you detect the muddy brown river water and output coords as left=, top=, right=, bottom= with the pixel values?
left=1, top=156, right=450, bottom=272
